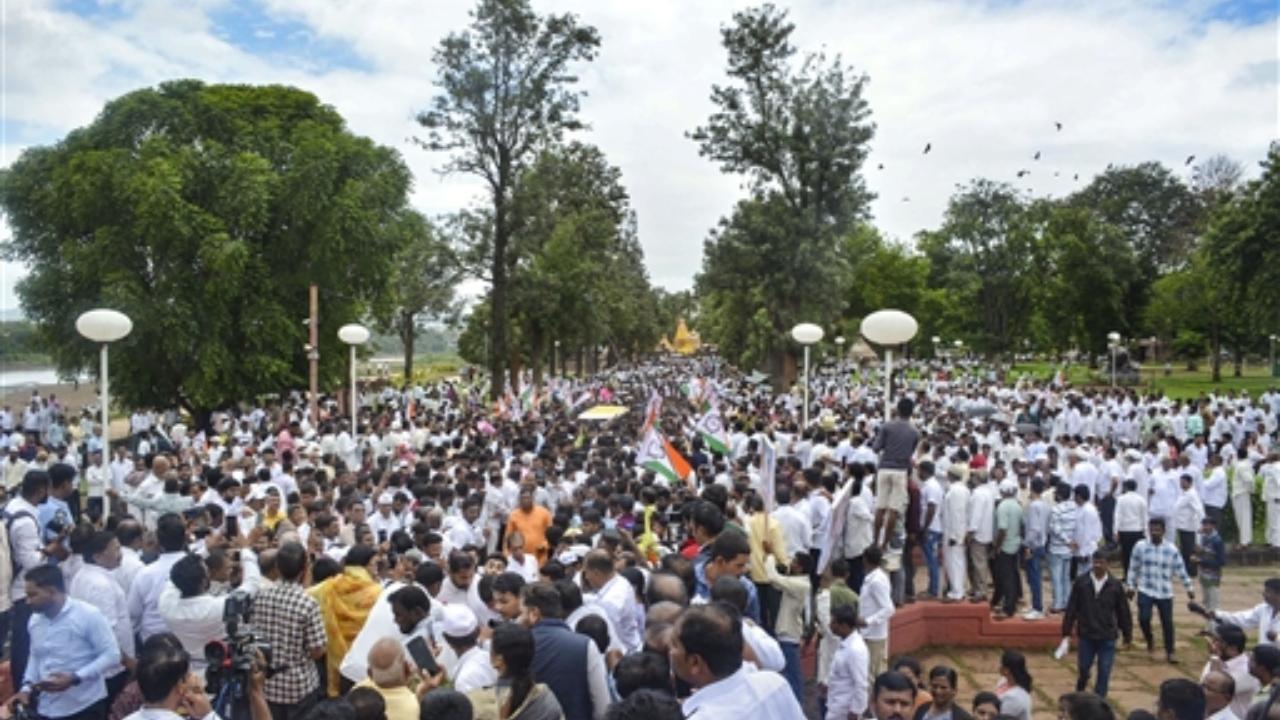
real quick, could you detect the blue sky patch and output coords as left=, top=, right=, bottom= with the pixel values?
left=209, top=3, right=374, bottom=73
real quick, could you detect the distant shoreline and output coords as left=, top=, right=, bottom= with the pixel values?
left=0, top=359, right=55, bottom=372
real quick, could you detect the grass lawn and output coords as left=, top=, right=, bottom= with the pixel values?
left=375, top=354, right=467, bottom=385
left=1009, top=361, right=1279, bottom=399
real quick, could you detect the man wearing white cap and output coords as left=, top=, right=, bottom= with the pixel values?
left=440, top=604, right=495, bottom=693
left=4, top=437, right=28, bottom=491
left=368, top=492, right=402, bottom=545
left=992, top=479, right=1024, bottom=619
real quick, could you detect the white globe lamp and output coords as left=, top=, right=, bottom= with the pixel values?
left=860, top=310, right=919, bottom=420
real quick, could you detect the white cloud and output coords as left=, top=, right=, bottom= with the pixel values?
left=1, top=0, right=1276, bottom=312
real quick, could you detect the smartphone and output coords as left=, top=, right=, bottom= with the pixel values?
left=378, top=529, right=388, bottom=544
left=226, top=515, right=240, bottom=538
left=406, top=636, right=439, bottom=675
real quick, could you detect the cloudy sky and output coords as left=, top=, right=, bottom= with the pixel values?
left=2, top=0, right=1277, bottom=311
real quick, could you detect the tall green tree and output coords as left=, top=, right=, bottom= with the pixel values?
left=1199, top=143, right=1280, bottom=376
left=1029, top=202, right=1131, bottom=356
left=918, top=180, right=1035, bottom=357
left=691, top=4, right=875, bottom=380
left=455, top=141, right=662, bottom=383
left=417, top=0, right=600, bottom=399
left=380, top=212, right=459, bottom=379
left=0, top=81, right=413, bottom=426
left=1069, top=162, right=1200, bottom=332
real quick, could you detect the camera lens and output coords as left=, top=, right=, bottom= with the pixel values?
left=205, top=640, right=228, bottom=667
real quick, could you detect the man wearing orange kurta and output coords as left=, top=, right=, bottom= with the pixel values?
left=504, top=485, right=553, bottom=565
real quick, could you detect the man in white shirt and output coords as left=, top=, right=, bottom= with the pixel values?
left=1203, top=455, right=1229, bottom=529
left=367, top=493, right=403, bottom=545
left=771, top=486, right=811, bottom=562
left=126, top=456, right=170, bottom=530
left=69, top=530, right=135, bottom=702
left=84, top=450, right=110, bottom=522
left=966, top=474, right=996, bottom=600
left=672, top=603, right=805, bottom=720
left=920, top=461, right=944, bottom=599
left=1263, top=454, right=1280, bottom=548
left=158, top=549, right=261, bottom=675
left=6, top=470, right=54, bottom=691
left=1073, top=485, right=1104, bottom=576
left=112, top=520, right=147, bottom=597
left=440, top=605, right=496, bottom=693
left=941, top=469, right=971, bottom=602
left=127, top=513, right=192, bottom=642
left=1200, top=624, right=1259, bottom=720
left=825, top=603, right=869, bottom=720
left=1203, top=578, right=1280, bottom=647
left=1115, top=479, right=1148, bottom=579
left=859, top=546, right=895, bottom=678
left=583, top=549, right=641, bottom=653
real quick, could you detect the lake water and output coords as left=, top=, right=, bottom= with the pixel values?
left=0, top=367, right=83, bottom=388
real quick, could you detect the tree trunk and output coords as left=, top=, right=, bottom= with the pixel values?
left=489, top=187, right=510, bottom=401
left=1233, top=349, right=1243, bottom=378
left=399, top=311, right=415, bottom=382
left=1211, top=326, right=1222, bottom=382
left=531, top=332, right=545, bottom=389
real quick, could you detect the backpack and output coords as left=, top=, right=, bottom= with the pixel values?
left=3, top=505, right=36, bottom=582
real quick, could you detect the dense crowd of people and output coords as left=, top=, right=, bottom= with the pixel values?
left=1, top=356, right=1280, bottom=720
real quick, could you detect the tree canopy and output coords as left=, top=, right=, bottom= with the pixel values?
left=0, top=80, right=415, bottom=423
left=417, top=0, right=600, bottom=399
left=691, top=3, right=875, bottom=380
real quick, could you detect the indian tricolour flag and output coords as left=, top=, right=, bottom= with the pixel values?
left=639, top=426, right=693, bottom=487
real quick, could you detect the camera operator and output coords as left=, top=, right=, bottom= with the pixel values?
left=252, top=542, right=326, bottom=720
left=157, top=544, right=261, bottom=677
left=123, top=642, right=271, bottom=720
left=7, top=565, right=120, bottom=720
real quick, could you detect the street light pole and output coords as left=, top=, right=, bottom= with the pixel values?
left=1108, top=331, right=1121, bottom=388
left=862, top=310, right=919, bottom=421
left=338, top=324, right=370, bottom=428
left=76, top=309, right=132, bottom=522
left=1270, top=334, right=1277, bottom=378
left=791, top=323, right=824, bottom=428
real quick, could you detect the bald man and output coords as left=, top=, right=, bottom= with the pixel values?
left=358, top=637, right=420, bottom=720
left=1202, top=669, right=1238, bottom=720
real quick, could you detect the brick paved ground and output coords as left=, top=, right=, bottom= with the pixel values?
left=804, top=562, right=1278, bottom=719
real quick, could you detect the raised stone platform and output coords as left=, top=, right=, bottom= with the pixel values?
left=889, top=600, right=1062, bottom=655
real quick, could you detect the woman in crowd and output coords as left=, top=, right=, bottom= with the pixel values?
left=914, top=665, right=971, bottom=720
left=995, top=650, right=1033, bottom=720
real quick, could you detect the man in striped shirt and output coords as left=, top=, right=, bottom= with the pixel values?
left=1127, top=518, right=1195, bottom=663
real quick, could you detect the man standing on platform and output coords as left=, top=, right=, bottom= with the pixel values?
left=872, top=399, right=919, bottom=551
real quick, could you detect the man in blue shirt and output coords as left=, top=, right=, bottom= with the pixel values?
left=38, top=464, right=77, bottom=545
left=8, top=564, right=120, bottom=720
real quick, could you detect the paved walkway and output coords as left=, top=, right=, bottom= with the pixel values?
left=807, top=563, right=1277, bottom=719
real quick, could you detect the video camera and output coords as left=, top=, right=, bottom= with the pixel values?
left=204, top=591, right=273, bottom=712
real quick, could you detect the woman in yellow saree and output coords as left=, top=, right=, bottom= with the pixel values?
left=308, top=545, right=384, bottom=696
